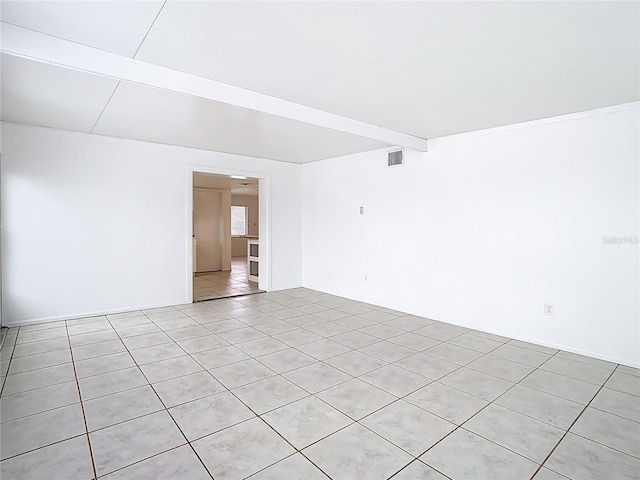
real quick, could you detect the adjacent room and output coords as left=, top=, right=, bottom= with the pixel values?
left=0, top=1, right=638, bottom=480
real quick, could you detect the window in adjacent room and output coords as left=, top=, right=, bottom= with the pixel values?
left=231, top=205, right=248, bottom=236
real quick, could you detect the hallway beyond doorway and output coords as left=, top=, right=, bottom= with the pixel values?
left=193, top=257, right=262, bottom=301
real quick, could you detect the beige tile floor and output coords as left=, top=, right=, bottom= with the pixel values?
left=1, top=288, right=639, bottom=479
left=194, top=257, right=262, bottom=302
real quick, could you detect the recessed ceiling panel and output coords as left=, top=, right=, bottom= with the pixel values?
left=135, top=1, right=426, bottom=107
left=1, top=0, right=164, bottom=56
left=0, top=54, right=119, bottom=133
left=136, top=1, right=639, bottom=139
left=92, top=82, right=387, bottom=163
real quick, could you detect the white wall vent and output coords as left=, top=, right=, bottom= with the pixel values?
left=387, top=149, right=404, bottom=167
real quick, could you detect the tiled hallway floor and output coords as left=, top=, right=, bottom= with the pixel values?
left=1, top=288, right=639, bottom=479
left=194, top=257, right=262, bottom=301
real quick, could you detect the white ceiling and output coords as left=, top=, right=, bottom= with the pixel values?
left=1, top=1, right=638, bottom=163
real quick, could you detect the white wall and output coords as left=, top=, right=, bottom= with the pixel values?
left=302, top=104, right=639, bottom=367
left=1, top=123, right=302, bottom=325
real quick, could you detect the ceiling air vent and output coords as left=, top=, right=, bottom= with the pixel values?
left=387, top=148, right=404, bottom=167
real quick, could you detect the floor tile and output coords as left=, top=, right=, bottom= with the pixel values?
left=306, top=322, right=351, bottom=337
left=83, top=385, right=164, bottom=431
left=545, top=433, right=640, bottom=480
left=90, top=411, right=186, bottom=477
left=617, top=365, right=640, bottom=377
left=139, top=355, right=204, bottom=383
left=414, top=323, right=469, bottom=341
left=75, top=351, right=136, bottom=378
left=590, top=387, right=640, bottom=422
left=255, top=320, right=298, bottom=335
left=520, top=369, right=601, bottom=404
left=283, top=362, right=351, bottom=393
left=554, top=350, right=617, bottom=369
left=8, top=348, right=72, bottom=374
left=508, top=339, right=558, bottom=355
left=69, top=329, right=120, bottom=347
left=316, top=378, right=396, bottom=420
left=324, top=350, right=387, bottom=376
left=0, top=435, right=94, bottom=480
left=383, top=316, right=436, bottom=332
left=232, top=376, right=308, bottom=414
left=71, top=338, right=127, bottom=361
left=532, top=467, right=571, bottom=479
left=358, top=324, right=404, bottom=340
left=263, top=396, right=352, bottom=449
left=570, top=407, right=640, bottom=458
left=463, top=403, right=565, bottom=462
left=235, top=337, right=288, bottom=357
left=303, top=423, right=413, bottom=480
left=17, top=326, right=68, bottom=344
left=11, top=337, right=69, bottom=358
left=394, top=353, right=459, bottom=380
left=359, top=341, right=415, bottom=363
left=164, top=325, right=212, bottom=342
left=218, top=327, right=267, bottom=344
left=175, top=333, right=229, bottom=354
left=447, top=332, right=504, bottom=353
left=494, top=384, right=584, bottom=430
left=78, top=366, right=148, bottom=401
left=112, top=323, right=160, bottom=339
left=540, top=356, right=614, bottom=385
left=405, top=382, right=488, bottom=425
left=209, top=358, right=277, bottom=389
left=247, top=453, right=329, bottom=479
left=169, top=391, right=255, bottom=441
left=605, top=371, right=640, bottom=396
left=191, top=345, right=249, bottom=369
left=121, top=332, right=172, bottom=351
left=67, top=320, right=113, bottom=336
left=333, top=316, right=378, bottom=330
left=256, top=348, right=316, bottom=373
left=361, top=400, right=455, bottom=456
left=272, top=328, right=322, bottom=347
left=331, top=331, right=380, bottom=349
left=2, top=362, right=76, bottom=395
left=466, top=354, right=535, bottom=382
left=423, top=343, right=483, bottom=366
left=0, top=403, right=86, bottom=460
left=153, top=371, right=225, bottom=407
left=128, top=343, right=185, bottom=365
left=488, top=343, right=551, bottom=367
left=359, top=364, right=431, bottom=397
left=201, top=319, right=247, bottom=333
left=420, top=428, right=538, bottom=480
left=0, top=381, right=80, bottom=422
left=192, top=417, right=295, bottom=480
left=294, top=338, right=351, bottom=360
left=390, top=460, right=448, bottom=479
left=439, top=367, right=514, bottom=401
left=388, top=333, right=440, bottom=351
left=102, top=445, right=212, bottom=480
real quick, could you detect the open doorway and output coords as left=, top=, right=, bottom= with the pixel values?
left=191, top=171, right=264, bottom=301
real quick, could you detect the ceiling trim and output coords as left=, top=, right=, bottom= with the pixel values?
left=1, top=23, right=428, bottom=152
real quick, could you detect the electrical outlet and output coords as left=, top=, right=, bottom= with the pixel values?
left=545, top=303, right=554, bottom=316
left=359, top=206, right=364, bottom=215
left=364, top=275, right=368, bottom=282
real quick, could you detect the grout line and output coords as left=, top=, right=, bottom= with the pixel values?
left=64, top=321, right=99, bottom=480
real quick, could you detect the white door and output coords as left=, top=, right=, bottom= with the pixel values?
left=193, top=188, right=222, bottom=272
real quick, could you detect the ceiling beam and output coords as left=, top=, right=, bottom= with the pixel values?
left=1, top=23, right=428, bottom=151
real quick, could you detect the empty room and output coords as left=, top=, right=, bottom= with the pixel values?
left=0, top=1, right=638, bottom=479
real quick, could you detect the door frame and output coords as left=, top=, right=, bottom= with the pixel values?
left=186, top=165, right=272, bottom=302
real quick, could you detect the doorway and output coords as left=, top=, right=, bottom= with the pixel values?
left=189, top=170, right=266, bottom=302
